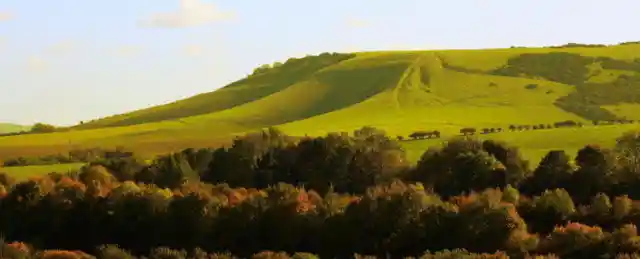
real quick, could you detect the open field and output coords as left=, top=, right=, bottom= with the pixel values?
left=401, top=124, right=640, bottom=165
left=2, top=124, right=638, bottom=182
left=0, top=163, right=85, bottom=181
left=0, top=123, right=30, bottom=134
left=1, top=44, right=640, bottom=160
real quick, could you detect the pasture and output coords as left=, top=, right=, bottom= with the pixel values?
left=402, top=124, right=640, bottom=165
left=2, top=124, right=639, bottom=182
left=0, top=163, right=85, bottom=181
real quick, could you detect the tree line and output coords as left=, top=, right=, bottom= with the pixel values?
left=0, top=126, right=640, bottom=258
left=400, top=119, right=637, bottom=141
left=0, top=123, right=58, bottom=137
left=1, top=147, right=134, bottom=167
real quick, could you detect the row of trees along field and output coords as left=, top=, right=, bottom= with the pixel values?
left=1, top=127, right=640, bottom=258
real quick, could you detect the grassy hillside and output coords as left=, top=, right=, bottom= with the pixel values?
left=0, top=163, right=84, bottom=181
left=72, top=53, right=356, bottom=129
left=0, top=123, right=30, bottom=134
left=402, top=124, right=640, bottom=165
left=2, top=43, right=640, bottom=160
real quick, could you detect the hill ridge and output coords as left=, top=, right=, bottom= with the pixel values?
left=73, top=52, right=358, bottom=130
left=71, top=44, right=640, bottom=133
left=0, top=123, right=31, bottom=134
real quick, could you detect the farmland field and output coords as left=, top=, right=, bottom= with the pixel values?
left=0, top=163, right=85, bottom=181
left=401, top=124, right=640, bottom=165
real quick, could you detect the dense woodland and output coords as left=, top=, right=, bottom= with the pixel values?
left=0, top=127, right=640, bottom=258
left=1, top=147, right=134, bottom=167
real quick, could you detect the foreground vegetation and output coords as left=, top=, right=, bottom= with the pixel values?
left=4, top=122, right=637, bottom=175
left=1, top=127, right=640, bottom=258
left=1, top=147, right=134, bottom=167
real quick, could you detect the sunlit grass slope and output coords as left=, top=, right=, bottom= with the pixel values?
left=2, top=43, right=640, bottom=160
left=73, top=53, right=357, bottom=129
left=0, top=163, right=85, bottom=181
left=402, top=124, right=640, bottom=165
left=0, top=123, right=30, bottom=134
left=278, top=52, right=582, bottom=136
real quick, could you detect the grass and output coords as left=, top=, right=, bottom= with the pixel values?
left=4, top=125, right=638, bottom=182
left=0, top=123, right=30, bottom=134
left=602, top=103, right=640, bottom=119
left=401, top=124, right=640, bottom=166
left=1, top=44, right=640, bottom=161
left=0, top=163, right=85, bottom=181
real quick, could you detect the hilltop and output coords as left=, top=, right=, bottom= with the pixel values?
left=0, top=123, right=30, bottom=134
left=2, top=43, right=640, bottom=159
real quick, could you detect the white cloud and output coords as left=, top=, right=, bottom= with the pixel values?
left=46, top=40, right=77, bottom=55
left=140, top=0, right=234, bottom=28
left=184, top=44, right=205, bottom=56
left=26, top=56, right=48, bottom=72
left=345, top=18, right=369, bottom=28
left=113, top=45, right=143, bottom=57
left=0, top=11, right=13, bottom=21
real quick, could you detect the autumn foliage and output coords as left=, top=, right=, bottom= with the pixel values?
left=0, top=127, right=639, bottom=258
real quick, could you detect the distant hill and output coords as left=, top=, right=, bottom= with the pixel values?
left=74, top=42, right=640, bottom=132
left=2, top=42, right=640, bottom=159
left=0, top=123, right=30, bottom=134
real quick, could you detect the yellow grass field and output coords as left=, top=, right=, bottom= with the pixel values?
left=401, top=124, right=640, bottom=165
left=0, top=163, right=85, bottom=181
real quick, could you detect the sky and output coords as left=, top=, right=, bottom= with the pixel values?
left=0, top=0, right=637, bottom=126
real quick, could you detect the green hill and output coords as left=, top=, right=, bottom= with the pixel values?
left=0, top=123, right=30, bottom=134
left=2, top=43, right=640, bottom=160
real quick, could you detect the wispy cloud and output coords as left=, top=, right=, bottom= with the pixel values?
left=140, top=0, right=235, bottom=28
left=0, top=11, right=13, bottom=21
left=45, top=40, right=77, bottom=55
left=26, top=56, right=48, bottom=72
left=184, top=44, right=205, bottom=56
left=113, top=45, right=143, bottom=57
left=345, top=18, right=369, bottom=28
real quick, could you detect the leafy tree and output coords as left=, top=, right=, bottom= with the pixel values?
left=590, top=193, right=613, bottom=218
left=521, top=150, right=574, bottom=196
left=90, top=157, right=146, bottom=182
left=525, top=189, right=576, bottom=234
left=502, top=185, right=520, bottom=204
left=412, top=138, right=506, bottom=197
left=96, top=245, right=136, bottom=259
left=482, top=140, right=531, bottom=186
left=535, top=189, right=576, bottom=219
left=537, top=222, right=608, bottom=258
left=0, top=172, right=15, bottom=188
left=139, top=152, right=197, bottom=189
left=614, top=131, right=640, bottom=183
left=30, top=123, right=57, bottom=133
left=570, top=145, right=616, bottom=203
left=613, top=195, right=633, bottom=220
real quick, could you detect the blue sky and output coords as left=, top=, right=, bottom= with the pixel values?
left=0, top=0, right=637, bottom=125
